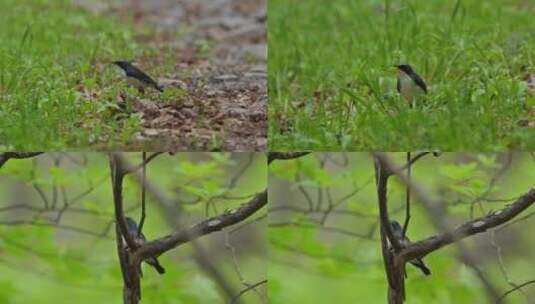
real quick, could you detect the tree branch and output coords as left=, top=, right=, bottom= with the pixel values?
left=267, top=152, right=310, bottom=164
left=498, top=280, right=535, bottom=303
left=137, top=152, right=147, bottom=237
left=373, top=153, right=405, bottom=304
left=124, top=152, right=164, bottom=175
left=400, top=189, right=535, bottom=262
left=396, top=151, right=435, bottom=172
left=136, top=190, right=268, bottom=260
left=230, top=279, right=267, bottom=304
left=109, top=153, right=138, bottom=251
left=0, top=152, right=43, bottom=168
left=402, top=152, right=411, bottom=236
left=373, top=154, right=402, bottom=251
left=109, top=153, right=144, bottom=304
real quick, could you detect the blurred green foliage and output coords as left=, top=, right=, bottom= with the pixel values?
left=269, top=153, right=535, bottom=303
left=0, top=153, right=266, bottom=303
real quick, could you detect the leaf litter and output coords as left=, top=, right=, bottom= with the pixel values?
left=76, top=0, right=267, bottom=150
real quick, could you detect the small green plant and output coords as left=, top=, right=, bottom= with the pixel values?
left=161, top=87, right=188, bottom=104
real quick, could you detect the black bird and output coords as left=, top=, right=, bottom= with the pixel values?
left=112, top=61, right=164, bottom=93
left=390, top=220, right=431, bottom=276
left=125, top=217, right=166, bottom=275
left=396, top=64, right=427, bottom=106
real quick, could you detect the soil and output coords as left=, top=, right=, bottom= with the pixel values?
left=76, top=0, right=267, bottom=151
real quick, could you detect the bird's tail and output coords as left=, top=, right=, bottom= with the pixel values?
left=147, top=257, right=166, bottom=274
left=420, top=265, right=431, bottom=276
left=416, top=261, right=431, bottom=275
left=411, top=258, right=431, bottom=276
left=154, top=263, right=165, bottom=274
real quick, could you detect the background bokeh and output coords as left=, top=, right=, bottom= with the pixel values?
left=0, top=152, right=267, bottom=303
left=269, top=153, right=535, bottom=304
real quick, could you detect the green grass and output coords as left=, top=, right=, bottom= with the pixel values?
left=268, top=0, right=535, bottom=151
left=0, top=0, right=144, bottom=150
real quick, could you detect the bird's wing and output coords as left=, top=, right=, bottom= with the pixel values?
left=410, top=73, right=427, bottom=93
left=127, top=65, right=159, bottom=87
left=396, top=76, right=401, bottom=93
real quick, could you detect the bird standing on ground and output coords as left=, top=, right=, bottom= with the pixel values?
left=124, top=217, right=166, bottom=275
left=390, top=220, right=431, bottom=276
left=396, top=64, right=427, bottom=107
left=113, top=61, right=164, bottom=93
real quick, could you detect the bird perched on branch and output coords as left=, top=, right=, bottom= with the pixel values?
left=390, top=220, right=431, bottom=276
left=396, top=64, right=427, bottom=107
left=112, top=61, right=164, bottom=93
left=125, top=217, right=166, bottom=275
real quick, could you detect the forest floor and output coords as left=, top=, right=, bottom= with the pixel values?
left=0, top=0, right=266, bottom=150
left=78, top=0, right=267, bottom=151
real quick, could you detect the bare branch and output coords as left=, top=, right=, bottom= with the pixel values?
left=268, top=152, right=310, bottom=164
left=193, top=242, right=240, bottom=303
left=396, top=151, right=435, bottom=172
left=109, top=153, right=138, bottom=251
left=295, top=174, right=315, bottom=210
left=498, top=280, right=535, bottom=303
left=136, top=190, right=268, bottom=260
left=230, top=280, right=267, bottom=304
left=124, top=152, right=164, bottom=175
left=402, top=152, right=411, bottom=236
left=490, top=231, right=529, bottom=300
left=400, top=189, right=535, bottom=261
left=0, top=152, right=43, bottom=168
left=373, top=154, right=402, bottom=251
left=137, top=152, right=147, bottom=237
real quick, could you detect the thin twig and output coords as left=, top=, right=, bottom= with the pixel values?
left=229, top=280, right=267, bottom=304
left=138, top=152, right=147, bottom=237
left=497, top=280, right=535, bottom=303
left=402, top=152, right=411, bottom=236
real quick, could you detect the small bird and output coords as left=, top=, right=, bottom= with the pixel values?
left=112, top=61, right=163, bottom=93
left=125, top=217, right=166, bottom=275
left=390, top=220, right=431, bottom=276
left=396, top=64, right=427, bottom=106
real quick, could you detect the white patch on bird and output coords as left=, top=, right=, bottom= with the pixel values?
left=229, top=209, right=238, bottom=214
left=114, top=66, right=127, bottom=77
left=493, top=210, right=503, bottom=216
left=398, top=71, right=415, bottom=101
left=472, top=221, right=485, bottom=228
left=398, top=70, right=425, bottom=104
left=207, top=219, right=222, bottom=227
